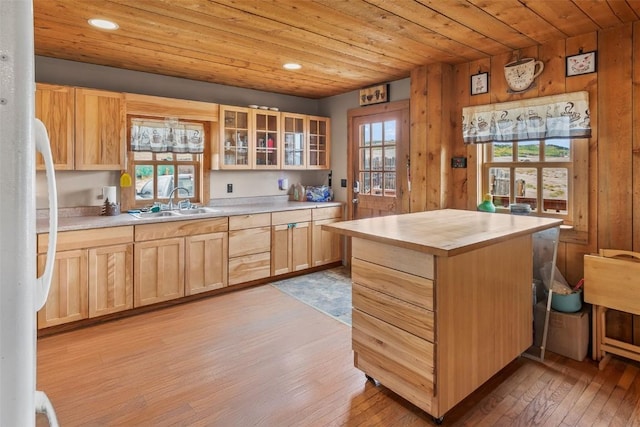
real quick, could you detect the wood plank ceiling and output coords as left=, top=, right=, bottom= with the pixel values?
left=34, top=0, right=640, bottom=99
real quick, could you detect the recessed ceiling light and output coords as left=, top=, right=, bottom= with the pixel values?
left=88, top=18, right=119, bottom=30
left=283, top=63, right=302, bottom=70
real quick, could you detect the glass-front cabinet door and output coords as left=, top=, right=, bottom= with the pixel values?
left=220, top=106, right=251, bottom=169
left=252, top=110, right=280, bottom=169
left=308, top=116, right=330, bottom=169
left=281, top=113, right=306, bottom=169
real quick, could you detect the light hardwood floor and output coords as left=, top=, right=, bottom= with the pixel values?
left=37, top=285, right=640, bottom=426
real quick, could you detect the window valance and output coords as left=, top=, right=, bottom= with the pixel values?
left=462, top=91, right=591, bottom=144
left=130, top=118, right=204, bottom=153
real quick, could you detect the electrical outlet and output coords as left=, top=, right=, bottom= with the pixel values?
left=227, top=183, right=233, bottom=193
left=341, top=179, right=347, bottom=188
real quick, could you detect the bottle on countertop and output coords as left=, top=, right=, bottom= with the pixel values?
left=293, top=183, right=306, bottom=201
left=477, top=193, right=496, bottom=213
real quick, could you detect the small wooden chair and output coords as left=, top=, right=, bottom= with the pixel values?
left=584, top=249, right=640, bottom=369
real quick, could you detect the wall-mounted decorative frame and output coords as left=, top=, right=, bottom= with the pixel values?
left=470, top=72, right=489, bottom=95
left=359, top=83, right=389, bottom=106
left=566, top=50, right=597, bottom=77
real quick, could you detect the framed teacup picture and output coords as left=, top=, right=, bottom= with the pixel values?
left=566, top=51, right=597, bottom=77
left=470, top=72, right=489, bottom=95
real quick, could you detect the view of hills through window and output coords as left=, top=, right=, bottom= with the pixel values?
left=489, top=140, right=570, bottom=213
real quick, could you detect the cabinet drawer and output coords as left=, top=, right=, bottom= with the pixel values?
left=352, top=309, right=434, bottom=394
left=135, top=217, right=227, bottom=241
left=353, top=237, right=433, bottom=279
left=312, top=206, right=342, bottom=221
left=353, top=283, right=434, bottom=342
left=352, top=258, right=433, bottom=311
left=271, top=209, right=311, bottom=225
left=229, top=213, right=271, bottom=230
left=229, top=226, right=271, bottom=257
left=229, top=252, right=271, bottom=285
left=38, top=226, right=133, bottom=253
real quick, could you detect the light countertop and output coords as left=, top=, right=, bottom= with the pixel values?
left=37, top=198, right=342, bottom=233
left=322, top=209, right=562, bottom=257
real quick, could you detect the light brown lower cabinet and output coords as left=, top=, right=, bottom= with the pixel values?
left=36, top=226, right=133, bottom=329
left=185, top=231, right=228, bottom=295
left=88, top=243, right=133, bottom=317
left=37, top=249, right=88, bottom=327
left=134, top=217, right=228, bottom=307
left=37, top=206, right=342, bottom=328
left=134, top=237, right=185, bottom=307
left=228, top=213, right=271, bottom=285
left=311, top=206, right=343, bottom=267
left=271, top=209, right=311, bottom=275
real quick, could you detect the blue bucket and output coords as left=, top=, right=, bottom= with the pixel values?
left=551, top=289, right=583, bottom=313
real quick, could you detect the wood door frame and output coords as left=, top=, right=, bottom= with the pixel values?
left=347, top=100, right=411, bottom=221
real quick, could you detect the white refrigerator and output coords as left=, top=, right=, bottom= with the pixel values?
left=1, top=0, right=59, bottom=425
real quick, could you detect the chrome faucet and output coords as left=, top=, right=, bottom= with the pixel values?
left=167, top=186, right=191, bottom=210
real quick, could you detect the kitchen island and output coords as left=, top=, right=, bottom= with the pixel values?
left=323, top=209, right=561, bottom=422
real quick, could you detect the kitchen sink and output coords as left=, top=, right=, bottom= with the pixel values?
left=130, top=210, right=182, bottom=219
left=177, top=207, right=220, bottom=215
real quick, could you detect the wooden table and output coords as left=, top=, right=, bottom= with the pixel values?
left=323, top=209, right=561, bottom=422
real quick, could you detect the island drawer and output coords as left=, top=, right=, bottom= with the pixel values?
left=352, top=258, right=433, bottom=311
left=353, top=237, right=434, bottom=279
left=352, top=309, right=434, bottom=410
left=353, top=283, right=434, bottom=342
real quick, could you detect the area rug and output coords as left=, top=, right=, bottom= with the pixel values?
left=271, top=266, right=352, bottom=326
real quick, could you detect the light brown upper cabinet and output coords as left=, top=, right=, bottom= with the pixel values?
left=252, top=109, right=280, bottom=169
left=75, top=88, right=125, bottom=170
left=35, top=83, right=75, bottom=170
left=220, top=105, right=252, bottom=169
left=281, top=112, right=307, bottom=169
left=35, top=84, right=125, bottom=171
left=307, top=116, right=330, bottom=169
left=219, top=105, right=330, bottom=170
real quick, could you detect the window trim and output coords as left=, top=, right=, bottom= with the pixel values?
left=123, top=115, right=211, bottom=210
left=477, top=137, right=588, bottom=236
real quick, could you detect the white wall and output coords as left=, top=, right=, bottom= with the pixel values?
left=35, top=57, right=410, bottom=208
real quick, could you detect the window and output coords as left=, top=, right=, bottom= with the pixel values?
left=358, top=120, right=397, bottom=196
left=480, top=137, right=588, bottom=230
left=129, top=117, right=204, bottom=208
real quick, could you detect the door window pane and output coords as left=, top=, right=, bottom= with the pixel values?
left=384, top=172, right=396, bottom=196
left=371, top=147, right=383, bottom=171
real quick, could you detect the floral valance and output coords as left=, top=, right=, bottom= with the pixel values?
left=462, top=91, right=591, bottom=144
left=130, top=118, right=204, bottom=153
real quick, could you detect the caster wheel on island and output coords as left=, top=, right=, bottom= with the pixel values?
left=433, top=416, right=444, bottom=425
left=364, top=374, right=380, bottom=387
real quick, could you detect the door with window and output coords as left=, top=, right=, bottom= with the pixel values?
left=348, top=101, right=410, bottom=220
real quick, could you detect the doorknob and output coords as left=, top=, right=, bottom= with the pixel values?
left=352, top=198, right=359, bottom=204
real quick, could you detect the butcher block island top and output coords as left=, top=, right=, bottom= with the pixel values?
left=322, top=208, right=562, bottom=257
left=323, top=209, right=561, bottom=422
